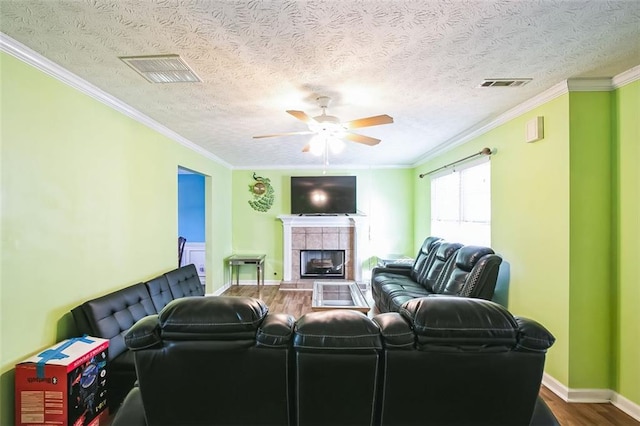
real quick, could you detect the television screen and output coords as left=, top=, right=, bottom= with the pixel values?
left=291, top=176, right=357, bottom=215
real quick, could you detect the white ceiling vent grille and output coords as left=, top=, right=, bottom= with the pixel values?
left=479, top=78, right=532, bottom=88
left=120, top=55, right=201, bottom=83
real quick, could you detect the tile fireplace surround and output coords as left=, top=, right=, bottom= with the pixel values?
left=278, top=215, right=367, bottom=283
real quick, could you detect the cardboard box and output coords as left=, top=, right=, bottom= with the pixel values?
left=15, top=336, right=109, bottom=426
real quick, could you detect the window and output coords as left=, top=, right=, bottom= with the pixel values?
left=430, top=159, right=491, bottom=246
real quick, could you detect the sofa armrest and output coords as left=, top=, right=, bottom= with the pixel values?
left=372, top=312, right=414, bottom=349
left=257, top=313, right=295, bottom=348
left=125, top=315, right=161, bottom=350
left=383, top=262, right=414, bottom=270
left=515, top=317, right=556, bottom=353
left=372, top=266, right=413, bottom=277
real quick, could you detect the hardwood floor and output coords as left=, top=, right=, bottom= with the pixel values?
left=539, top=386, right=638, bottom=426
left=223, top=284, right=314, bottom=318
left=221, top=284, right=639, bottom=426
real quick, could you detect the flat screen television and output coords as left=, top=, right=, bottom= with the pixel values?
left=291, top=176, right=357, bottom=215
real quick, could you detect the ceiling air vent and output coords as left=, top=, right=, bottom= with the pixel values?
left=119, top=54, right=201, bottom=83
left=479, top=78, right=532, bottom=88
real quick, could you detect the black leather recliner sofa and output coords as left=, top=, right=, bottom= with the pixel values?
left=371, top=236, right=503, bottom=312
left=70, top=264, right=204, bottom=409
left=113, top=295, right=558, bottom=426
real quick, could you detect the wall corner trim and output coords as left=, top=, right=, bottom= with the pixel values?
left=0, top=32, right=232, bottom=169
left=542, top=373, right=640, bottom=421
left=567, top=78, right=613, bottom=91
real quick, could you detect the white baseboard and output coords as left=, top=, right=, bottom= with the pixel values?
left=612, top=392, right=640, bottom=422
left=208, top=282, right=231, bottom=296
left=207, top=280, right=280, bottom=296
left=542, top=373, right=640, bottom=421
left=227, top=280, right=280, bottom=286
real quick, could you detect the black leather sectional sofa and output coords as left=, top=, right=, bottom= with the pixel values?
left=372, top=236, right=503, bottom=313
left=112, top=294, right=558, bottom=426
left=70, top=264, right=204, bottom=409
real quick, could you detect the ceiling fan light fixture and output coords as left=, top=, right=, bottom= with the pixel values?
left=309, top=135, right=325, bottom=156
left=253, top=94, right=393, bottom=152
left=329, top=137, right=345, bottom=154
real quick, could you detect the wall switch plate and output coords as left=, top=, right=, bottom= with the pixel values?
left=526, top=116, right=544, bottom=143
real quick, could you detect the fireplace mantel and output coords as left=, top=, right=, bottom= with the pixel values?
left=278, top=214, right=367, bottom=282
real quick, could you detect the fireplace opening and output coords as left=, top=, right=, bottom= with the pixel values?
left=301, top=250, right=346, bottom=279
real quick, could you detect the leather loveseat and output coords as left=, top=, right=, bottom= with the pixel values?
left=371, top=236, right=503, bottom=313
left=70, top=263, right=205, bottom=409
left=112, top=295, right=558, bottom=426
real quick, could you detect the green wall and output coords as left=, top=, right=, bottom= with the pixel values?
left=612, top=80, right=640, bottom=405
left=414, top=81, right=639, bottom=407
left=415, top=95, right=572, bottom=383
left=231, top=168, right=414, bottom=282
left=568, top=92, right=611, bottom=389
left=0, top=52, right=232, bottom=424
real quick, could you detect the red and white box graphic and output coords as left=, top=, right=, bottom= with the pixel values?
left=15, top=336, right=109, bottom=426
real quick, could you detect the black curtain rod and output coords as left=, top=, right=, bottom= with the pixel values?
left=419, top=147, right=493, bottom=178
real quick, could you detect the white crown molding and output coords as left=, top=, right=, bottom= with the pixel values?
left=413, top=64, right=640, bottom=167
left=413, top=80, right=569, bottom=166
left=542, top=373, right=640, bottom=421
left=0, top=32, right=232, bottom=169
left=233, top=163, right=411, bottom=171
left=566, top=78, right=613, bottom=91
left=612, top=65, right=640, bottom=88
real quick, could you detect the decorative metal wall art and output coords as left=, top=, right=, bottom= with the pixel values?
left=248, top=173, right=274, bottom=212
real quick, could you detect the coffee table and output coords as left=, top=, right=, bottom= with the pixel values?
left=311, top=281, right=370, bottom=313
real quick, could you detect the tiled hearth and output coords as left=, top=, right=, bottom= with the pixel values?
left=278, top=215, right=367, bottom=284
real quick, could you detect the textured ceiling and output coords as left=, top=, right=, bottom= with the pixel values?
left=1, top=0, right=639, bottom=169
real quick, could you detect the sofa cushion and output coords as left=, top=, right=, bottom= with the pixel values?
left=400, top=296, right=518, bottom=350
left=379, top=280, right=432, bottom=312
left=415, top=242, right=462, bottom=291
left=159, top=296, right=268, bottom=340
left=165, top=263, right=204, bottom=298
left=80, top=282, right=157, bottom=361
left=145, top=274, right=174, bottom=312
left=433, top=245, right=502, bottom=298
left=371, top=267, right=412, bottom=302
left=294, top=310, right=382, bottom=352
left=409, top=236, right=442, bottom=282
left=386, top=292, right=426, bottom=312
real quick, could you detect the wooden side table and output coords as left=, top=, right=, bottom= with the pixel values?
left=227, top=254, right=266, bottom=286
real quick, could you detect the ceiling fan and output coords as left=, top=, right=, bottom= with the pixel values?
left=253, top=96, right=393, bottom=153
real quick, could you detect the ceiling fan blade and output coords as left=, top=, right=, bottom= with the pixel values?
left=344, top=132, right=381, bottom=146
left=343, top=114, right=394, bottom=129
left=253, top=131, right=314, bottom=139
left=286, top=110, right=316, bottom=123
